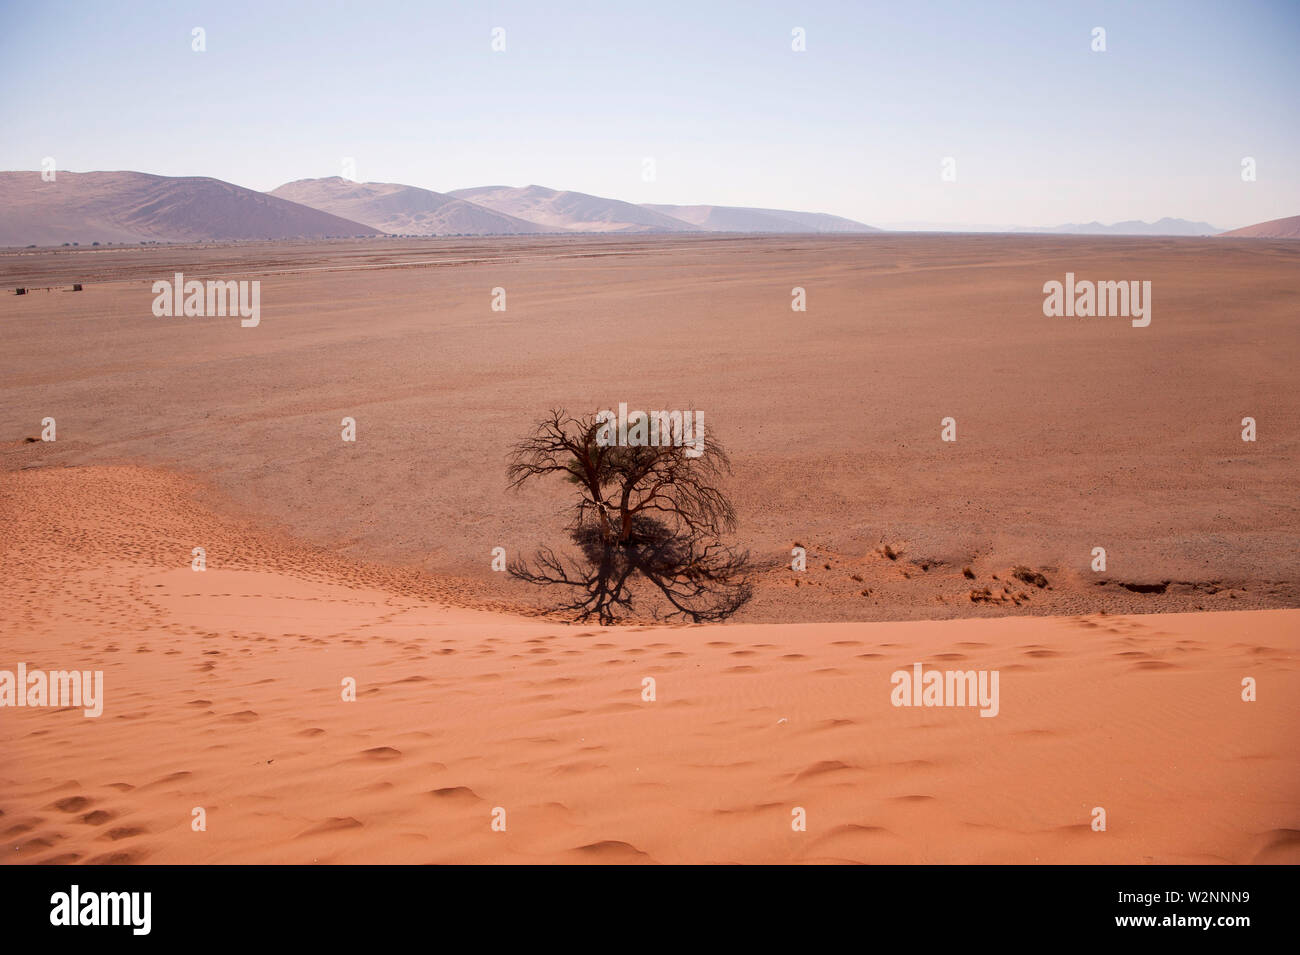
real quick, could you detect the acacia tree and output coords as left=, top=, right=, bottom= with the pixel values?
left=506, top=409, right=752, bottom=624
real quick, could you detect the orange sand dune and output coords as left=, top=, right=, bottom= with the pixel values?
left=1220, top=214, right=1300, bottom=239
left=0, top=171, right=381, bottom=247
left=1, top=466, right=1295, bottom=864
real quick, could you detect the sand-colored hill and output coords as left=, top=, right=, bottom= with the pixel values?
left=447, top=184, right=700, bottom=233
left=643, top=203, right=879, bottom=233
left=1220, top=215, right=1300, bottom=239
left=0, top=171, right=381, bottom=247
left=0, top=464, right=1295, bottom=864
left=269, top=177, right=546, bottom=236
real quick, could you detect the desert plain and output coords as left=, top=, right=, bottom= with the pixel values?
left=1, top=233, right=1297, bottom=863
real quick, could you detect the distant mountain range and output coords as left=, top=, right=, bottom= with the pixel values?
left=1013, top=218, right=1222, bottom=236
left=273, top=179, right=883, bottom=236
left=0, top=169, right=1293, bottom=246
left=269, top=178, right=545, bottom=236
left=883, top=218, right=1224, bottom=236
left=643, top=203, right=880, bottom=233
left=0, top=171, right=880, bottom=245
left=446, top=184, right=699, bottom=233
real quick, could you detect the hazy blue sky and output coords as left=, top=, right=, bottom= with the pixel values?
left=1, top=0, right=1296, bottom=229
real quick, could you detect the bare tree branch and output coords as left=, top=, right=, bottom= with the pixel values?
left=507, top=409, right=752, bottom=623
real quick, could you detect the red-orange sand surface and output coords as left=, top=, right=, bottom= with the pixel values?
left=0, top=466, right=1295, bottom=864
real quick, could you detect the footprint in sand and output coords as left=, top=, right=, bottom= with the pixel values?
left=101, top=825, right=148, bottom=841
left=815, top=718, right=854, bottom=730
left=297, top=817, right=364, bottom=837
left=793, top=760, right=856, bottom=782
left=572, top=840, right=651, bottom=862
left=1251, top=828, right=1300, bottom=864
left=3, top=818, right=43, bottom=837
left=49, top=796, right=92, bottom=813
left=359, top=746, right=402, bottom=761
left=825, top=823, right=890, bottom=837
left=1054, top=823, right=1091, bottom=835
left=427, top=786, right=481, bottom=802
